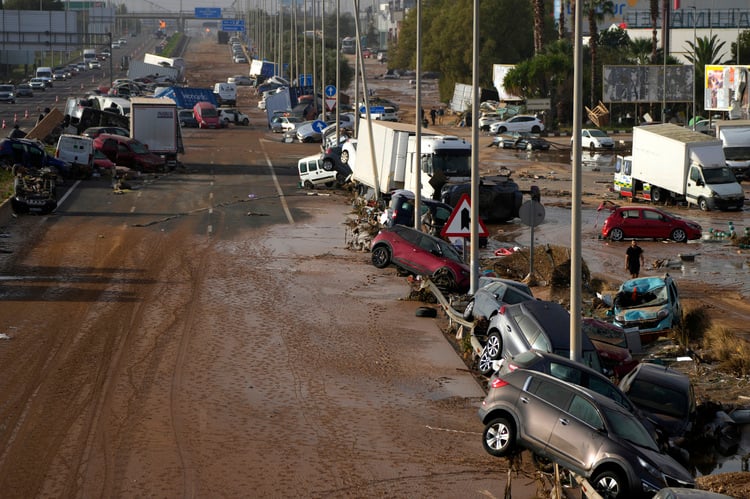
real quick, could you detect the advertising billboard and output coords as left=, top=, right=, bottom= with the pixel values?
left=705, top=65, right=750, bottom=119
left=602, top=65, right=694, bottom=103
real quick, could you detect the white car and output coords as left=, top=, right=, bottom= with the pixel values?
left=218, top=108, right=250, bottom=126
left=478, top=113, right=505, bottom=131
left=577, top=128, right=615, bottom=150
left=270, top=115, right=304, bottom=133
left=340, top=139, right=357, bottom=166
left=489, top=115, right=544, bottom=135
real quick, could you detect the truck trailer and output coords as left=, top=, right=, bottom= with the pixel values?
left=714, top=120, right=750, bottom=181
left=129, top=97, right=184, bottom=169
left=127, top=60, right=180, bottom=82
left=152, top=86, right=217, bottom=110
left=615, top=124, right=744, bottom=211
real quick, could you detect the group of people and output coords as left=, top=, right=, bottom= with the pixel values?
left=419, top=106, right=445, bottom=127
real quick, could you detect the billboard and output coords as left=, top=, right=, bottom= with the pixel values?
left=705, top=65, right=750, bottom=119
left=602, top=65, right=694, bottom=103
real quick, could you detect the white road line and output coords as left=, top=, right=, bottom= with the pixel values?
left=261, top=147, right=294, bottom=224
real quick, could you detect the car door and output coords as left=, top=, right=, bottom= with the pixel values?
left=520, top=376, right=573, bottom=453
left=545, top=393, right=606, bottom=473
left=641, top=208, right=668, bottom=239
left=619, top=208, right=642, bottom=235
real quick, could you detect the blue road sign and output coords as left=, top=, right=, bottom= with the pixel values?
left=298, top=74, right=313, bottom=87
left=359, top=106, right=385, bottom=114
left=195, top=7, right=222, bottom=18
left=221, top=19, right=246, bottom=32
left=311, top=120, right=328, bottom=133
left=325, top=85, right=336, bottom=98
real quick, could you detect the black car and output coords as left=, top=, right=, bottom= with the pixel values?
left=178, top=109, right=199, bottom=128
left=320, top=145, right=353, bottom=184
left=492, top=131, right=551, bottom=151
left=15, top=84, right=34, bottom=97
left=381, top=189, right=454, bottom=237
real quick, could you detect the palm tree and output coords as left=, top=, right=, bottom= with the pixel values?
left=532, top=0, right=545, bottom=54
left=629, top=38, right=654, bottom=65
left=587, top=0, right=615, bottom=106
left=649, top=0, right=659, bottom=61
left=684, top=35, right=733, bottom=114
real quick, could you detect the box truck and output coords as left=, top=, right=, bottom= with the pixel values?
left=352, top=120, right=522, bottom=222
left=714, top=120, right=750, bottom=181
left=614, top=124, right=744, bottom=211
left=129, top=97, right=184, bottom=169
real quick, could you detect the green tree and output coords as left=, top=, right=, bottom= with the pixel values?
left=628, top=37, right=653, bottom=64
left=730, top=30, right=750, bottom=65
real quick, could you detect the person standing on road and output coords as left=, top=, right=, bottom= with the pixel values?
left=625, top=240, right=644, bottom=278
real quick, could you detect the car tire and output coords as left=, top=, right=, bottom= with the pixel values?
left=324, top=181, right=334, bottom=188
left=432, top=267, right=456, bottom=292
left=591, top=469, right=626, bottom=499
left=609, top=227, right=624, bottom=242
left=698, top=197, right=710, bottom=211
left=477, top=347, right=495, bottom=376
left=496, top=126, right=507, bottom=134
left=322, top=159, right=334, bottom=171
left=589, top=142, right=596, bottom=152
left=340, top=150, right=349, bottom=164
left=485, top=330, right=503, bottom=360
left=463, top=300, right=475, bottom=321
left=482, top=417, right=516, bottom=457
left=415, top=306, right=437, bottom=318
left=241, top=118, right=249, bottom=125
left=671, top=228, right=687, bottom=242
left=303, top=180, right=314, bottom=189
left=371, top=245, right=391, bottom=269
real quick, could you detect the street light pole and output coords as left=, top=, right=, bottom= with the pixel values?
left=692, top=6, right=696, bottom=129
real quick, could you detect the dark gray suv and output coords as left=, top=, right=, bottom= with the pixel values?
left=478, top=369, right=695, bottom=498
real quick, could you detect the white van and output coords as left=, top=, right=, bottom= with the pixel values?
left=55, top=134, right=94, bottom=177
left=35, top=66, right=53, bottom=86
left=298, top=154, right=336, bottom=189
left=213, top=82, right=237, bottom=106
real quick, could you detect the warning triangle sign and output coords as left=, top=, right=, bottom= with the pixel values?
left=441, top=194, right=489, bottom=238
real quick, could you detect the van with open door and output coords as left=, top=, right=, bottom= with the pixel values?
left=55, top=134, right=94, bottom=178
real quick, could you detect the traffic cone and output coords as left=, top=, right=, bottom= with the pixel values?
left=1, top=120, right=5, bottom=129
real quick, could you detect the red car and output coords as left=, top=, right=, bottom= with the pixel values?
left=370, top=224, right=470, bottom=292
left=582, top=318, right=639, bottom=379
left=600, top=205, right=702, bottom=242
left=93, top=134, right=166, bottom=173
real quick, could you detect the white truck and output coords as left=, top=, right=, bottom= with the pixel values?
left=129, top=97, right=184, bottom=169
left=127, top=60, right=180, bottom=82
left=614, top=124, right=744, bottom=211
left=352, top=120, right=522, bottom=222
left=714, top=120, right=750, bottom=181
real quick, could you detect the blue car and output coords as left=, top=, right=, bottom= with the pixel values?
left=612, top=274, right=682, bottom=345
left=0, top=138, right=69, bottom=177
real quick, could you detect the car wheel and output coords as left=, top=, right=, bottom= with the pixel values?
left=340, top=150, right=349, bottom=164
left=609, top=227, right=624, bottom=242
left=223, top=118, right=230, bottom=125
left=482, top=417, right=516, bottom=457
left=415, top=306, right=437, bottom=318
left=671, top=228, right=688, bottom=242
left=698, top=197, right=710, bottom=211
left=303, top=180, right=314, bottom=189
left=589, top=142, right=596, bottom=152
left=432, top=267, right=456, bottom=291
left=322, top=159, right=334, bottom=171
left=651, top=187, right=663, bottom=203
left=477, top=347, right=495, bottom=376
left=485, top=331, right=503, bottom=360
left=241, top=118, right=249, bottom=125
left=496, top=126, right=506, bottom=134
left=463, top=300, right=475, bottom=321
left=592, top=469, right=626, bottom=499
left=324, top=181, right=334, bottom=188
left=531, top=125, right=541, bottom=133
left=371, top=245, right=391, bottom=268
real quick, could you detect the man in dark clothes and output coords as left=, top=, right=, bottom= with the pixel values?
left=625, top=240, right=644, bottom=278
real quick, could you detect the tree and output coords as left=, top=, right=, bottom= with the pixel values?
left=586, top=0, right=615, bottom=107
left=730, top=30, right=750, bottom=65
left=628, top=37, right=654, bottom=65
left=649, top=0, right=659, bottom=61
left=532, top=0, right=545, bottom=54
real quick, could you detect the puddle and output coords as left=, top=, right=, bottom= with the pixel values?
left=693, top=423, right=750, bottom=476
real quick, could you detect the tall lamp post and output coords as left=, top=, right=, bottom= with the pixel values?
left=692, top=6, right=696, bottom=130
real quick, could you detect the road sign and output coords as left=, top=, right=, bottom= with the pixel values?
left=311, top=120, right=328, bottom=133
left=441, top=194, right=489, bottom=238
left=518, top=200, right=545, bottom=227
left=298, top=74, right=312, bottom=87
left=325, top=99, right=336, bottom=111
left=221, top=19, right=245, bottom=32
left=195, top=7, right=222, bottom=18
left=325, top=85, right=336, bottom=98
left=359, top=105, right=384, bottom=114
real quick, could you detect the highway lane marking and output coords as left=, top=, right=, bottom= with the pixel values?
left=261, top=148, right=294, bottom=224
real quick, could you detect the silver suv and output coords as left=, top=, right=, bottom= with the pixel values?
left=478, top=369, right=694, bottom=497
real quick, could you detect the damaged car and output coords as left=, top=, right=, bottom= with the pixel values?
left=612, top=274, right=682, bottom=345
left=10, top=165, right=58, bottom=215
left=370, top=224, right=470, bottom=292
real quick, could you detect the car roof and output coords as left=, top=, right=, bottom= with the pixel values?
left=618, top=275, right=673, bottom=293
left=508, top=300, right=595, bottom=350
left=624, top=362, right=692, bottom=392
left=511, top=369, right=625, bottom=412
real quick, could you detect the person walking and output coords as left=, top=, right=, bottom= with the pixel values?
left=625, top=240, right=644, bottom=278
left=430, top=107, right=437, bottom=126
